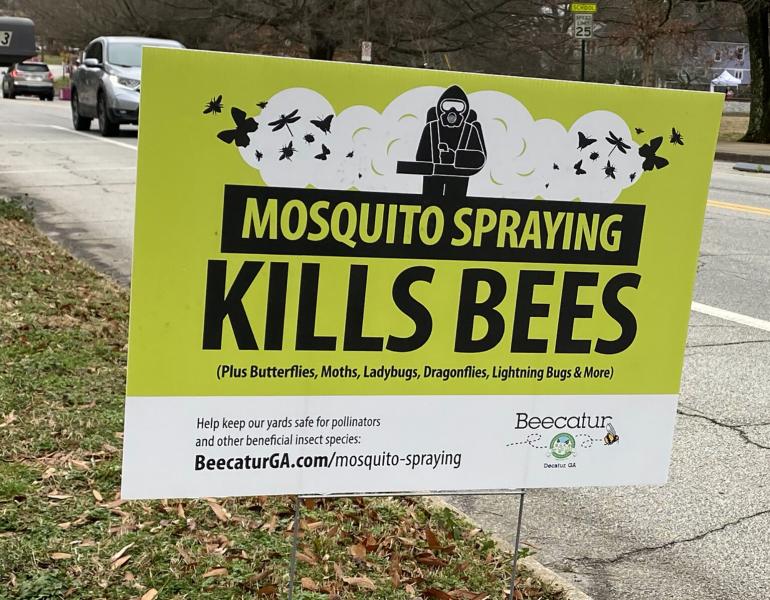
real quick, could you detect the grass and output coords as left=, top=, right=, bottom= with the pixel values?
left=0, top=197, right=559, bottom=600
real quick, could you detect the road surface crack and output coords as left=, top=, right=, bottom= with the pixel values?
left=686, top=338, right=770, bottom=349
left=677, top=408, right=770, bottom=450
left=566, top=508, right=770, bottom=567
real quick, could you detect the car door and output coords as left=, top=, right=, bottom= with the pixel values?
left=81, top=40, right=103, bottom=113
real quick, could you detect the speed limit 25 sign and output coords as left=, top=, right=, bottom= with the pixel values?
left=573, top=14, right=593, bottom=39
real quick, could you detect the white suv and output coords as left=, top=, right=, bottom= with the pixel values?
left=70, top=36, right=183, bottom=136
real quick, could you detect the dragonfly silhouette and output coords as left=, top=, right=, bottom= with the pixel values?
left=217, top=107, right=258, bottom=147
left=606, top=131, right=631, bottom=156
left=269, top=109, right=301, bottom=136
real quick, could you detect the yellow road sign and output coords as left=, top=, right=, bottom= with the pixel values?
left=571, top=3, right=597, bottom=13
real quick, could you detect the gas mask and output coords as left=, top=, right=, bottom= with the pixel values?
left=439, top=99, right=465, bottom=128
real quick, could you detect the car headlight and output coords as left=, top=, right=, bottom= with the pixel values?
left=108, top=74, right=140, bottom=90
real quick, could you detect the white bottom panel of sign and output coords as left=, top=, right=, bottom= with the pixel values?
left=121, top=394, right=677, bottom=499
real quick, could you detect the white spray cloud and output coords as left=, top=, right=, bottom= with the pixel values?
left=231, top=86, right=644, bottom=203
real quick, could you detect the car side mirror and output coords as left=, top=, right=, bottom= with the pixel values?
left=83, top=57, right=102, bottom=68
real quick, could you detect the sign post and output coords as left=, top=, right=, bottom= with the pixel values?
left=121, top=46, right=722, bottom=593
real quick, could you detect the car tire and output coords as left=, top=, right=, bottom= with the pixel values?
left=46, top=95, right=54, bottom=101
left=71, top=90, right=91, bottom=131
left=8, top=85, right=15, bottom=99
left=97, top=93, right=119, bottom=137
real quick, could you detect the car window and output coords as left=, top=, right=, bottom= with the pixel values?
left=18, top=63, right=50, bottom=72
left=107, top=41, right=181, bottom=68
left=85, top=41, right=103, bottom=62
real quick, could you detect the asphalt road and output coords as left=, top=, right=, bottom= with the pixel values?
left=2, top=98, right=768, bottom=599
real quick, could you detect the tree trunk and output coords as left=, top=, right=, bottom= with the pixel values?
left=742, top=4, right=770, bottom=143
left=308, top=29, right=337, bottom=60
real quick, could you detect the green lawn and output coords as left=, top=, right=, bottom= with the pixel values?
left=0, top=197, right=558, bottom=600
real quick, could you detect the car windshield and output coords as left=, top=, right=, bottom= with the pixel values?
left=107, top=41, right=180, bottom=68
left=18, top=63, right=49, bottom=72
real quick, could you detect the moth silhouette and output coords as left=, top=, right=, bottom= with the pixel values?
left=315, top=144, right=331, bottom=161
left=635, top=127, right=644, bottom=135
left=553, top=163, right=560, bottom=170
left=629, top=172, right=636, bottom=182
left=606, top=131, right=631, bottom=156
left=304, top=133, right=315, bottom=143
left=279, top=141, right=296, bottom=161
left=203, top=94, right=223, bottom=115
left=346, top=150, right=354, bottom=158
left=589, top=151, right=599, bottom=161
left=574, top=159, right=586, bottom=175
left=311, top=114, right=333, bottom=134
left=670, top=127, right=684, bottom=146
left=255, top=149, right=263, bottom=161
left=603, top=160, right=616, bottom=179
left=639, top=137, right=669, bottom=171
left=257, top=101, right=268, bottom=109
left=217, top=107, right=258, bottom=147
left=577, top=131, right=597, bottom=150
left=268, top=109, right=301, bottom=136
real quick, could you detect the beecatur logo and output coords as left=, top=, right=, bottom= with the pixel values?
left=549, top=432, right=576, bottom=460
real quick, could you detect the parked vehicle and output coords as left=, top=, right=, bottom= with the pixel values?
left=1, top=61, right=54, bottom=100
left=70, top=36, right=184, bottom=136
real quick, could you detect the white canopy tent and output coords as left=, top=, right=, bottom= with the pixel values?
left=710, top=69, right=742, bottom=92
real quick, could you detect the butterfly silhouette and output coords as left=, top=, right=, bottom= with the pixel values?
left=553, top=163, right=560, bottom=170
left=635, top=127, right=644, bottom=134
left=578, top=131, right=597, bottom=150
left=311, top=114, right=334, bottom=134
left=269, top=109, right=301, bottom=136
left=255, top=149, right=263, bottom=161
left=257, top=101, right=268, bottom=109
left=670, top=127, right=684, bottom=146
left=606, top=131, right=631, bottom=156
left=589, top=151, right=599, bottom=161
left=629, top=172, right=636, bottom=182
left=639, top=137, right=669, bottom=171
left=279, top=141, right=296, bottom=161
left=304, top=133, right=315, bottom=143
left=315, top=144, right=331, bottom=160
left=604, top=160, right=616, bottom=179
left=574, top=159, right=586, bottom=175
left=346, top=150, right=354, bottom=158
left=203, top=94, right=223, bottom=115
left=217, top=107, right=258, bottom=147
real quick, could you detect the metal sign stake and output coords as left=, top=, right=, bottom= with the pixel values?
left=508, top=490, right=526, bottom=600
left=286, top=495, right=302, bottom=600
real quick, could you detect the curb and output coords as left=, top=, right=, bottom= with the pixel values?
left=714, top=151, right=770, bottom=164
left=427, top=496, right=593, bottom=600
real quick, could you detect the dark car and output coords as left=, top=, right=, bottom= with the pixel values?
left=1, top=61, right=54, bottom=100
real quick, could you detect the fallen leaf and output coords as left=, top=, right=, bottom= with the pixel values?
left=140, top=590, right=158, bottom=600
left=92, top=489, right=103, bottom=502
left=300, top=577, right=319, bottom=591
left=203, top=567, right=228, bottom=578
left=50, top=552, right=72, bottom=560
left=208, top=501, right=230, bottom=522
left=256, top=583, right=278, bottom=595
left=296, top=551, right=317, bottom=565
left=333, top=562, right=345, bottom=580
left=348, top=543, right=366, bottom=560
left=47, top=493, right=72, bottom=500
left=424, top=588, right=452, bottom=600
left=111, top=555, right=131, bottom=570
left=110, top=542, right=134, bottom=563
left=425, top=528, right=441, bottom=550
left=343, top=575, right=375, bottom=590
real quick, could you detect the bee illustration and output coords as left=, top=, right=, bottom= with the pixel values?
left=603, top=422, right=620, bottom=446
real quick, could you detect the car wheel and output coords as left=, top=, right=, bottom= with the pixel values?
left=8, top=85, right=15, bottom=99
left=97, top=93, right=119, bottom=137
left=46, top=95, right=54, bottom=101
left=71, top=90, right=91, bottom=131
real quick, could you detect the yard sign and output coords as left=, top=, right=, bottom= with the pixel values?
left=121, top=48, right=722, bottom=499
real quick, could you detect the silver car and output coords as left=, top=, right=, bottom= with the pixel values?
left=70, top=36, right=183, bottom=136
